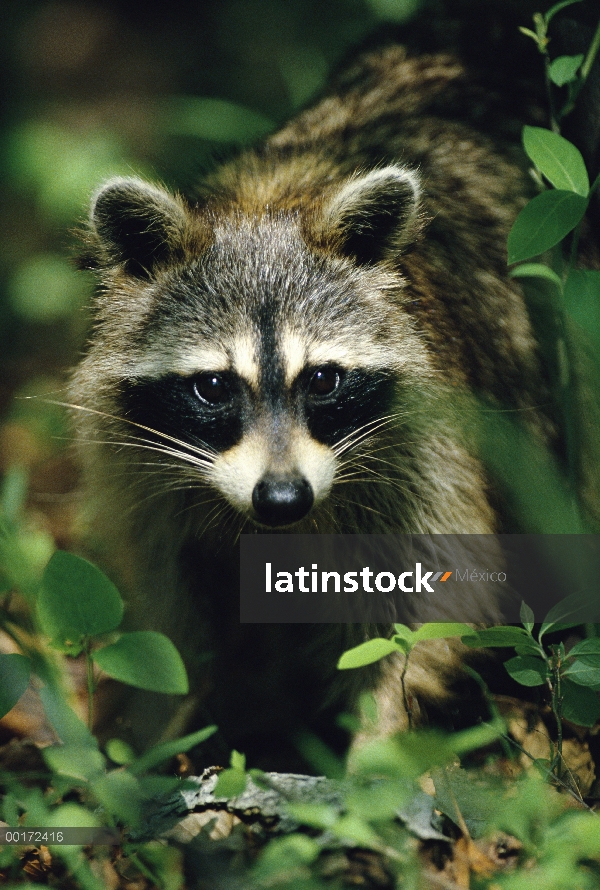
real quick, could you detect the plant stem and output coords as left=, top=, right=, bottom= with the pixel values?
left=400, top=652, right=413, bottom=731
left=559, top=17, right=600, bottom=119
left=580, top=17, right=600, bottom=82
left=544, top=53, right=560, bottom=132
left=85, top=640, right=95, bottom=732
left=548, top=647, right=563, bottom=776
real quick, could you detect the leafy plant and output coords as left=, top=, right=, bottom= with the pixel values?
left=338, top=623, right=473, bottom=729
left=0, top=502, right=216, bottom=887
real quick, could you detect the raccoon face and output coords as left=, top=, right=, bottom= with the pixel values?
left=85, top=167, right=427, bottom=528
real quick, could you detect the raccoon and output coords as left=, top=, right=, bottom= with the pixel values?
left=70, top=33, right=562, bottom=764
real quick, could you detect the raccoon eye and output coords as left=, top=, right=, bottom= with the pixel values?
left=308, top=367, right=342, bottom=398
left=193, top=372, right=230, bottom=406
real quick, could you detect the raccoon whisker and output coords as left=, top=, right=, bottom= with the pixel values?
left=173, top=494, right=225, bottom=523
left=75, top=435, right=215, bottom=472
left=335, top=410, right=410, bottom=446
left=333, top=459, right=429, bottom=506
left=329, top=494, right=391, bottom=523
left=333, top=424, right=399, bottom=459
left=333, top=476, right=384, bottom=485
left=198, top=500, right=236, bottom=538
left=330, top=412, right=401, bottom=452
left=51, top=399, right=218, bottom=462
left=231, top=511, right=252, bottom=546
left=112, top=434, right=215, bottom=464
left=332, top=414, right=401, bottom=456
left=71, top=431, right=216, bottom=466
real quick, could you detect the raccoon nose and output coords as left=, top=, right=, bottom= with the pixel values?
left=252, top=475, right=314, bottom=526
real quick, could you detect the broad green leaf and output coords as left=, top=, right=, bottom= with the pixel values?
left=46, top=801, right=101, bottom=830
left=348, top=778, right=414, bottom=821
left=568, top=638, right=600, bottom=658
left=561, top=678, right=600, bottom=726
left=287, top=802, right=339, bottom=829
left=93, top=631, right=188, bottom=693
left=214, top=768, right=247, bottom=798
left=330, top=813, right=381, bottom=847
left=92, top=770, right=144, bottom=826
left=411, top=623, right=474, bottom=642
left=523, top=127, right=589, bottom=196
left=540, top=590, right=600, bottom=637
left=520, top=601, right=535, bottom=633
left=507, top=190, right=588, bottom=264
left=509, top=263, right=562, bottom=290
left=563, top=659, right=600, bottom=687
left=549, top=54, right=584, bottom=86
left=514, top=642, right=544, bottom=658
left=253, top=834, right=319, bottom=883
left=127, top=724, right=217, bottom=775
left=38, top=684, right=98, bottom=747
left=337, top=637, right=399, bottom=669
left=43, top=744, right=106, bottom=781
left=504, top=655, right=548, bottom=686
left=462, top=627, right=530, bottom=648
left=38, top=551, right=123, bottom=644
left=0, top=653, right=30, bottom=719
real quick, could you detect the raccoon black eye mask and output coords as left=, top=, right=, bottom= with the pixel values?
left=70, top=30, right=594, bottom=763
left=119, top=364, right=395, bottom=526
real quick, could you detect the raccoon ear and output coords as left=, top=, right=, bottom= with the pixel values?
left=90, top=178, right=188, bottom=278
left=320, top=166, right=421, bottom=264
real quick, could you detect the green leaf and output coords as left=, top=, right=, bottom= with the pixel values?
left=338, top=637, right=399, bottom=669
left=253, top=834, right=319, bottom=883
left=38, top=684, right=98, bottom=747
left=507, top=190, right=588, bottom=264
left=520, top=601, right=535, bottom=633
left=230, top=749, right=246, bottom=771
left=523, top=127, right=589, bottom=195
left=38, top=551, right=123, bottom=644
left=287, top=802, right=339, bottom=830
left=393, top=623, right=414, bottom=641
left=549, top=54, right=584, bottom=86
left=92, top=770, right=144, bottom=826
left=561, top=678, right=600, bottom=726
left=411, top=623, right=474, bottom=642
left=568, top=638, right=600, bottom=658
left=105, top=738, right=136, bottom=765
left=509, top=262, right=563, bottom=290
left=514, top=642, right=544, bottom=658
left=92, top=631, right=188, bottom=693
left=504, top=655, right=548, bottom=686
left=214, top=768, right=247, bottom=798
left=43, top=744, right=106, bottom=781
left=540, top=590, right=600, bottom=637
left=563, top=660, right=600, bottom=687
left=462, top=627, right=530, bottom=648
left=330, top=813, right=381, bottom=847
left=127, top=724, right=217, bottom=775
left=0, top=653, right=30, bottom=719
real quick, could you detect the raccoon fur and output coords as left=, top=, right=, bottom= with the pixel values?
left=70, top=30, right=582, bottom=764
